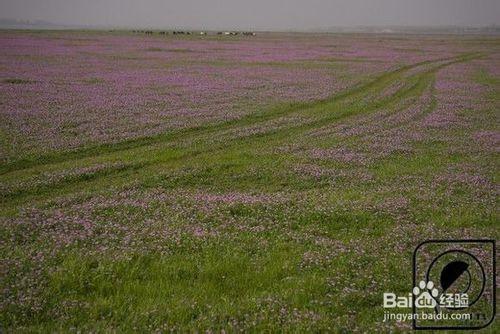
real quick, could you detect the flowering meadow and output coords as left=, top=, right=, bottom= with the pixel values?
left=0, top=31, right=499, bottom=332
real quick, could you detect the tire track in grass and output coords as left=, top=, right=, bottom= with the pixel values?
left=0, top=54, right=483, bottom=206
left=0, top=54, right=478, bottom=176
left=345, top=53, right=482, bottom=139
left=0, top=162, right=147, bottom=203
left=216, top=53, right=482, bottom=150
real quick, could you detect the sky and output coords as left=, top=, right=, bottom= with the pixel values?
left=1, top=0, right=499, bottom=30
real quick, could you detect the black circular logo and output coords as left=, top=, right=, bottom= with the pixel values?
left=425, top=249, right=485, bottom=309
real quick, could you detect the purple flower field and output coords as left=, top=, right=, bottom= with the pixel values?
left=0, top=31, right=499, bottom=332
left=1, top=32, right=474, bottom=160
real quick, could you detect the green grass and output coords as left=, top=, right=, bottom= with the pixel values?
left=1, top=41, right=498, bottom=332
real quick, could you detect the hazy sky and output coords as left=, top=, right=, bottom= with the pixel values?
left=1, top=0, right=499, bottom=30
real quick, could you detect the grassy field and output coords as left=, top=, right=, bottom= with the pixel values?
left=0, top=31, right=499, bottom=332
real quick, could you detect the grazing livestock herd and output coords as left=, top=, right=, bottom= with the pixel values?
left=131, top=30, right=256, bottom=36
left=218, top=31, right=256, bottom=36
